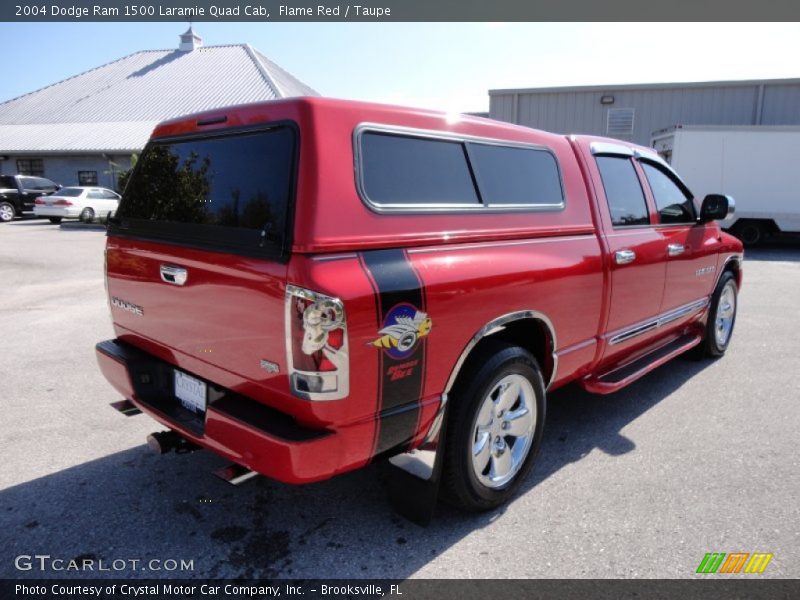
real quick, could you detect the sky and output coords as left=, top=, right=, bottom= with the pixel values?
left=1, top=22, right=799, bottom=112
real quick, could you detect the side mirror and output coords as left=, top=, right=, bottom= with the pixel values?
left=699, top=194, right=735, bottom=223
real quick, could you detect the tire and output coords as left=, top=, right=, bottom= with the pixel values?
left=0, top=202, right=15, bottom=223
left=48, top=217, right=62, bottom=224
left=442, top=341, right=546, bottom=511
left=79, top=207, right=95, bottom=223
left=698, top=271, right=738, bottom=358
left=734, top=221, right=764, bottom=247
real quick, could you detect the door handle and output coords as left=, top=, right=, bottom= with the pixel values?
left=160, top=264, right=188, bottom=286
left=615, top=250, right=636, bottom=265
left=667, top=243, right=685, bottom=257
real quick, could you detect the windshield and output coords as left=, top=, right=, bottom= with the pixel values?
left=113, top=125, right=297, bottom=258
left=0, top=176, right=16, bottom=189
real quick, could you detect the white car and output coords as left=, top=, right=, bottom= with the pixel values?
left=33, top=186, right=121, bottom=224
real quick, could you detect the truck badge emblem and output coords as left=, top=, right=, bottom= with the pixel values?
left=260, top=360, right=280, bottom=374
left=370, top=303, right=432, bottom=359
left=110, top=296, right=144, bottom=316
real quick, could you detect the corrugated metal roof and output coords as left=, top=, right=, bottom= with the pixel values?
left=0, top=122, right=157, bottom=152
left=0, top=43, right=318, bottom=153
left=489, top=77, right=800, bottom=96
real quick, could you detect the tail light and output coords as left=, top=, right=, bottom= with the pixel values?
left=54, top=199, right=73, bottom=206
left=285, top=285, right=349, bottom=400
left=34, top=197, right=45, bottom=205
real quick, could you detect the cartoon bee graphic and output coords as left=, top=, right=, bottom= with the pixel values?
left=370, top=304, right=432, bottom=359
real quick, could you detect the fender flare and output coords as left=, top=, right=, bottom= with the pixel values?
left=443, top=310, right=559, bottom=396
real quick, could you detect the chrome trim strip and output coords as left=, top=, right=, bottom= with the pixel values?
left=406, top=233, right=597, bottom=254
left=608, top=298, right=709, bottom=346
left=444, top=310, right=558, bottom=394
left=353, top=122, right=566, bottom=215
left=656, top=298, right=709, bottom=327
left=609, top=322, right=659, bottom=345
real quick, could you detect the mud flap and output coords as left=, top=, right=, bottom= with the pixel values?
left=385, top=400, right=449, bottom=526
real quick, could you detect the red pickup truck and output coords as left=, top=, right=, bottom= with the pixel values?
left=96, top=97, right=742, bottom=522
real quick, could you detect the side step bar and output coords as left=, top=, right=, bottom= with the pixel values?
left=581, top=333, right=702, bottom=394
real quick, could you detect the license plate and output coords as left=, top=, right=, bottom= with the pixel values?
left=174, top=370, right=207, bottom=414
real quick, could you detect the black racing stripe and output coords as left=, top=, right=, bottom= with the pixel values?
left=360, top=249, right=427, bottom=457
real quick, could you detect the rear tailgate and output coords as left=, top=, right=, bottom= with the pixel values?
left=106, top=122, right=297, bottom=398
left=106, top=237, right=287, bottom=386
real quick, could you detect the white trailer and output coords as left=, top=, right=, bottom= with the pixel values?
left=651, top=125, right=800, bottom=245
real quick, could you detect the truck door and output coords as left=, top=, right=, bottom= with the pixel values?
left=586, top=145, right=667, bottom=367
left=636, top=159, right=720, bottom=319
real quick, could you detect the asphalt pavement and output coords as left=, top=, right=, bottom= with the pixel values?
left=1, top=219, right=798, bottom=579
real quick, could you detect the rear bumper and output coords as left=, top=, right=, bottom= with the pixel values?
left=95, top=339, right=353, bottom=484
left=34, top=206, right=82, bottom=218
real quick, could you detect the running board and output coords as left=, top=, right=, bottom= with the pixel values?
left=581, top=334, right=702, bottom=394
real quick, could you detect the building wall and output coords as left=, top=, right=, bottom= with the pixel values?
left=0, top=154, right=133, bottom=190
left=489, top=81, right=800, bottom=146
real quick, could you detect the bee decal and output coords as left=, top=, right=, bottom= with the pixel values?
left=370, top=303, right=432, bottom=359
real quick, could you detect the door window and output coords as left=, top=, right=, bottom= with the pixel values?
left=595, top=156, right=649, bottom=227
left=640, top=162, right=696, bottom=224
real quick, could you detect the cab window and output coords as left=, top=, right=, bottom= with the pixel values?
left=640, top=161, right=696, bottom=224
left=595, top=156, right=649, bottom=227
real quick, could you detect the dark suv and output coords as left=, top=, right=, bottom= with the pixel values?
left=0, top=175, right=60, bottom=222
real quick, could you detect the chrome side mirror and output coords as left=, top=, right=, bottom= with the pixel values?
left=699, top=194, right=735, bottom=223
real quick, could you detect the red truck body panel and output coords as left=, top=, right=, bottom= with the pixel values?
left=98, top=97, right=743, bottom=485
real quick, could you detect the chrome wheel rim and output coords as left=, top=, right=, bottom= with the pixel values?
left=471, top=373, right=536, bottom=489
left=714, top=281, right=736, bottom=348
left=0, top=204, right=13, bottom=221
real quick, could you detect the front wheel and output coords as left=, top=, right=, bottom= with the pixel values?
left=699, top=271, right=738, bottom=357
left=442, top=341, right=546, bottom=511
left=0, top=202, right=15, bottom=223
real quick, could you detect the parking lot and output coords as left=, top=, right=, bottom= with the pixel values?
left=1, top=218, right=798, bottom=579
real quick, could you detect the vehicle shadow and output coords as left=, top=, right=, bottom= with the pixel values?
left=0, top=356, right=712, bottom=580
left=58, top=222, right=107, bottom=232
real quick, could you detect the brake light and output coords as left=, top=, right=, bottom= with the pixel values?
left=34, top=197, right=45, bottom=205
left=285, top=285, right=349, bottom=400
left=54, top=199, right=73, bottom=206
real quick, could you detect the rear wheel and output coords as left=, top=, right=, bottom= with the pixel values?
left=48, top=217, right=62, bottom=224
left=0, top=202, right=15, bottom=223
left=442, top=341, right=546, bottom=511
left=79, top=207, right=95, bottom=223
left=734, top=221, right=765, bottom=246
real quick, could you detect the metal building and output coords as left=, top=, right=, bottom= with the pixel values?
left=0, top=28, right=317, bottom=189
left=489, top=78, right=800, bottom=146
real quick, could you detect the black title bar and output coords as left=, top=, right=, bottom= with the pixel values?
left=3, top=0, right=800, bottom=22
left=3, top=579, right=800, bottom=600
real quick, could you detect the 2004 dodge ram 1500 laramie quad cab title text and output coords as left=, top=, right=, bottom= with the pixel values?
left=96, top=98, right=742, bottom=523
